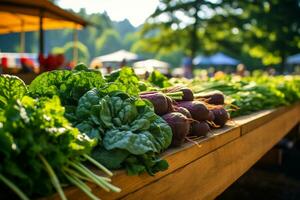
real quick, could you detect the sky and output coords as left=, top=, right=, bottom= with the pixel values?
left=57, top=0, right=160, bottom=27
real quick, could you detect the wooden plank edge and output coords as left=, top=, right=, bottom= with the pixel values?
left=120, top=102, right=300, bottom=200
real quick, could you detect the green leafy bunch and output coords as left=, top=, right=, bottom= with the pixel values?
left=0, top=74, right=28, bottom=110
left=74, top=88, right=172, bottom=175
left=105, top=67, right=150, bottom=95
left=29, top=66, right=106, bottom=106
left=0, top=94, right=119, bottom=199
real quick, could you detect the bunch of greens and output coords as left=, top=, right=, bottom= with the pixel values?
left=73, top=88, right=172, bottom=175
left=29, top=65, right=106, bottom=106
left=0, top=75, right=120, bottom=200
left=105, top=67, right=151, bottom=95
left=147, top=70, right=172, bottom=88
left=189, top=75, right=300, bottom=117
left=0, top=74, right=27, bottom=110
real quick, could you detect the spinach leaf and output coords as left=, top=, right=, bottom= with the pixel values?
left=75, top=89, right=172, bottom=175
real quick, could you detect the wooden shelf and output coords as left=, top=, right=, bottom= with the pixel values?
left=49, top=103, right=300, bottom=200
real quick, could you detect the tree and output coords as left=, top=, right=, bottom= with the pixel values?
left=203, top=0, right=300, bottom=72
left=137, top=0, right=216, bottom=66
left=138, top=0, right=300, bottom=72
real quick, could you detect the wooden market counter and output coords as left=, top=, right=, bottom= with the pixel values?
left=50, top=103, right=300, bottom=200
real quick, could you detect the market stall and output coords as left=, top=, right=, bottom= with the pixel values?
left=0, top=0, right=89, bottom=82
left=49, top=103, right=300, bottom=200
left=0, top=65, right=300, bottom=200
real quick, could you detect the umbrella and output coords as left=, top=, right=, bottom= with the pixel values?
left=193, top=55, right=211, bottom=65
left=133, top=59, right=170, bottom=74
left=93, top=49, right=139, bottom=63
left=287, top=53, right=300, bottom=64
left=193, top=52, right=239, bottom=66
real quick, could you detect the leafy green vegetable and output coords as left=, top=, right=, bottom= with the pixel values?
left=0, top=96, right=119, bottom=199
left=105, top=67, right=144, bottom=95
left=29, top=68, right=105, bottom=106
left=0, top=74, right=27, bottom=109
left=189, top=75, right=300, bottom=117
left=147, top=70, right=171, bottom=88
left=74, top=89, right=172, bottom=175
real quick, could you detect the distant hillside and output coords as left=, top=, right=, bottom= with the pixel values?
left=113, top=19, right=137, bottom=39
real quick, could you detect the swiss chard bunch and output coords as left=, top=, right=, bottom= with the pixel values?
left=74, top=89, right=173, bottom=175
left=0, top=96, right=120, bottom=200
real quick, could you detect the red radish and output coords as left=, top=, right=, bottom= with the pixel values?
left=190, top=121, right=210, bottom=137
left=210, top=106, right=229, bottom=127
left=175, top=107, right=192, bottom=118
left=177, top=101, right=210, bottom=121
left=196, top=91, right=225, bottom=105
left=140, top=93, right=173, bottom=116
left=162, top=112, right=190, bottom=147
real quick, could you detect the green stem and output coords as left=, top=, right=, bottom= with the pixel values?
left=63, top=172, right=100, bottom=200
left=68, top=161, right=110, bottom=192
left=63, top=167, right=92, bottom=182
left=0, top=174, right=29, bottom=200
left=83, top=154, right=113, bottom=177
left=39, top=154, right=67, bottom=200
left=76, top=163, right=120, bottom=193
left=78, top=163, right=121, bottom=192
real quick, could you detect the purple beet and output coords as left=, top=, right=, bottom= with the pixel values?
left=162, top=112, right=190, bottom=147
left=179, top=88, right=194, bottom=101
left=211, top=106, right=229, bottom=127
left=197, top=91, right=225, bottom=105
left=175, top=107, right=192, bottom=118
left=140, top=93, right=173, bottom=116
left=208, top=110, right=215, bottom=121
left=190, top=121, right=210, bottom=137
left=177, top=101, right=210, bottom=121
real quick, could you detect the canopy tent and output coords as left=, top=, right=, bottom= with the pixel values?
left=193, top=52, right=239, bottom=66
left=91, top=50, right=140, bottom=68
left=0, top=0, right=88, bottom=34
left=287, top=53, right=300, bottom=64
left=133, top=59, right=170, bottom=74
left=0, top=0, right=89, bottom=61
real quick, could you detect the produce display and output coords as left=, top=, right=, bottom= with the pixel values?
left=1, top=64, right=300, bottom=199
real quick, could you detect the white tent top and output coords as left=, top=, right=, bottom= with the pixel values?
left=193, top=52, right=239, bottom=66
left=93, top=50, right=139, bottom=63
left=287, top=53, right=300, bottom=64
left=133, top=59, right=170, bottom=75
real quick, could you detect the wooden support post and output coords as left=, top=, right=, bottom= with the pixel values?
left=39, top=11, right=44, bottom=56
left=73, top=25, right=78, bottom=64
left=20, top=20, right=25, bottom=53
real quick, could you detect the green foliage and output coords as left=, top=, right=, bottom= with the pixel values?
left=189, top=75, right=300, bottom=117
left=0, top=96, right=96, bottom=198
left=147, top=70, right=172, bottom=88
left=29, top=67, right=105, bottom=106
left=0, top=75, right=28, bottom=110
left=63, top=41, right=90, bottom=64
left=74, top=89, right=172, bottom=175
left=105, top=67, right=142, bottom=96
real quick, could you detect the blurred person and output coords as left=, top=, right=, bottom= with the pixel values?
left=20, top=57, right=34, bottom=73
left=236, top=64, right=249, bottom=77
left=0, top=56, right=8, bottom=73
left=267, top=67, right=276, bottom=76
left=120, top=59, right=127, bottom=68
left=182, top=56, right=193, bottom=78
